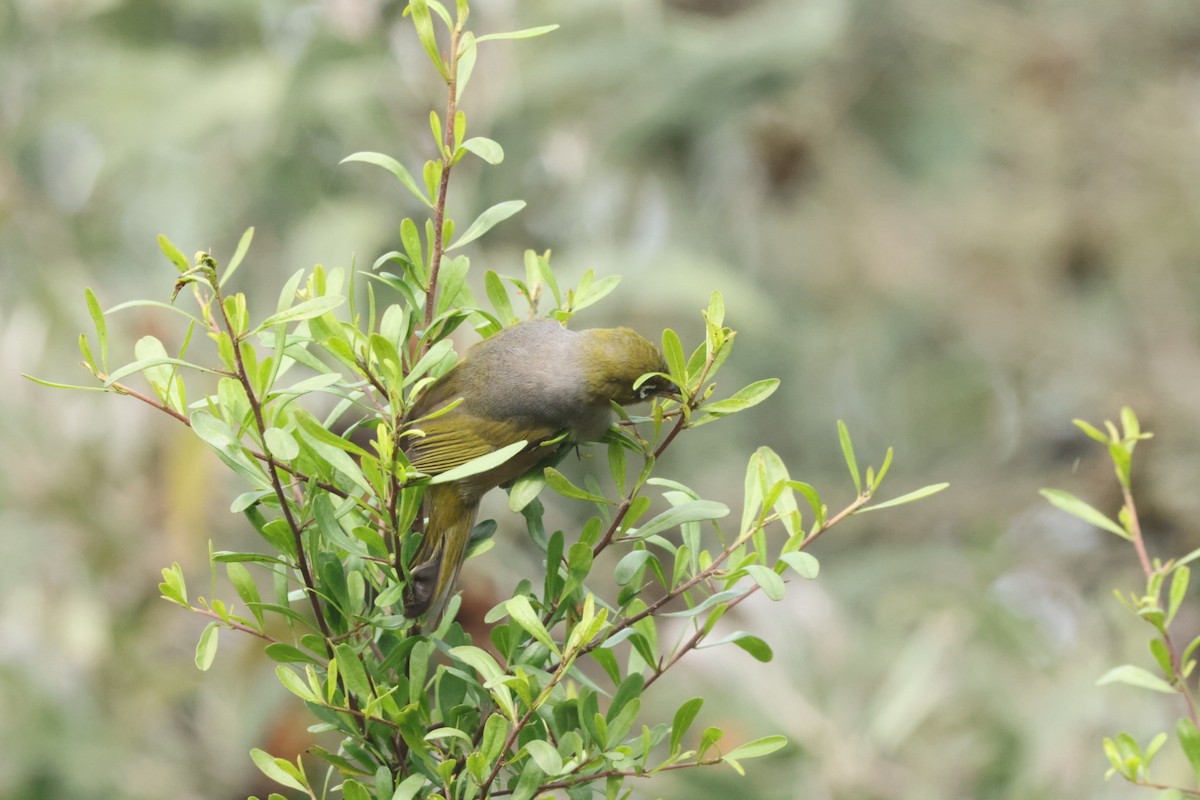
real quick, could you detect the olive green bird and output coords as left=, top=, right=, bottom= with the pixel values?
left=401, top=319, right=674, bottom=618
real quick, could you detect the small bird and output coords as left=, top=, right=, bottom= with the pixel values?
left=401, top=319, right=674, bottom=618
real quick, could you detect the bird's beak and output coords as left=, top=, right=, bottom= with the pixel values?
left=659, top=380, right=684, bottom=402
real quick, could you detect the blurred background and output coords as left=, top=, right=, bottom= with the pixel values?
left=4, top=0, right=1200, bottom=797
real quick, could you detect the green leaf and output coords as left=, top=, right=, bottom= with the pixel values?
left=524, top=739, right=564, bottom=776
left=1169, top=566, right=1190, bottom=626
left=1096, top=664, right=1177, bottom=694
left=406, top=0, right=445, bottom=77
left=629, top=500, right=729, bottom=540
left=475, top=24, right=560, bottom=42
left=449, top=645, right=504, bottom=687
left=484, top=270, right=516, bottom=324
left=779, top=551, right=819, bottom=579
left=858, top=482, right=950, bottom=513
left=226, top=562, right=261, bottom=616
left=661, top=328, right=687, bottom=386
left=249, top=748, right=307, bottom=792
left=263, top=427, right=299, bottom=460
left=508, top=471, right=546, bottom=512
left=446, top=200, right=526, bottom=251
left=275, top=665, right=319, bottom=702
left=457, top=31, right=477, bottom=95
left=660, top=588, right=744, bottom=618
left=84, top=288, right=107, bottom=371
left=670, top=697, right=704, bottom=753
left=614, top=550, right=653, bottom=586
left=837, top=420, right=861, bottom=494
left=293, top=414, right=371, bottom=493
left=1039, top=489, right=1129, bottom=538
left=195, top=622, right=219, bottom=671
left=429, top=110, right=444, bottom=155
left=104, top=354, right=220, bottom=387
left=744, top=565, right=785, bottom=601
left=700, top=379, right=780, bottom=416
left=698, top=726, right=723, bottom=759
left=424, top=727, right=472, bottom=744
left=461, top=137, right=504, bottom=164
left=723, top=735, right=788, bottom=762
left=159, top=562, right=188, bottom=606
left=264, top=643, right=320, bottom=664
left=157, top=233, right=190, bottom=272
left=341, top=151, right=433, bottom=208
left=700, top=630, right=774, bottom=662
left=732, top=634, right=774, bottom=662
left=256, top=296, right=345, bottom=331
left=510, top=760, right=545, bottom=800
left=334, top=643, right=374, bottom=704
left=391, top=773, right=428, bottom=800
left=571, top=271, right=622, bottom=312
left=1178, top=718, right=1200, bottom=782
left=428, top=440, right=528, bottom=484
left=1121, top=405, right=1142, bottom=439
left=1073, top=418, right=1111, bottom=444
left=219, top=227, right=254, bottom=288
left=20, top=374, right=108, bottom=392
left=544, top=467, right=612, bottom=504
left=505, top=595, right=559, bottom=655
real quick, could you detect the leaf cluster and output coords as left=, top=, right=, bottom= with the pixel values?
left=26, top=4, right=947, bottom=799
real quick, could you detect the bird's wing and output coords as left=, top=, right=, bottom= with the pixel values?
left=404, top=411, right=564, bottom=476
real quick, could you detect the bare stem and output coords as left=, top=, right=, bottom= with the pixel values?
left=643, top=586, right=758, bottom=690
left=1123, top=484, right=1154, bottom=580
left=212, top=289, right=336, bottom=651
left=189, top=607, right=281, bottom=643
left=1123, top=486, right=1200, bottom=725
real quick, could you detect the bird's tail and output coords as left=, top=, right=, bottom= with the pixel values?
left=402, top=484, right=478, bottom=621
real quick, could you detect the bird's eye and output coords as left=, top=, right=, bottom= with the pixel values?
left=637, top=382, right=655, bottom=399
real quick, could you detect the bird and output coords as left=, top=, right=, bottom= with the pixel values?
left=400, top=318, right=675, bottom=619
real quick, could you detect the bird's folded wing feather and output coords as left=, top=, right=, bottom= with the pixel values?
left=405, top=412, right=562, bottom=476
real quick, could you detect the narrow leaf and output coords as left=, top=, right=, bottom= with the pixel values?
left=428, top=440, right=527, bottom=484
left=545, top=467, right=612, bottom=504
left=670, top=698, right=704, bottom=753
left=837, top=420, right=861, bottom=494
left=505, top=595, right=559, bottom=655
left=858, top=482, right=950, bottom=513
left=629, top=500, right=729, bottom=540
left=661, top=328, right=687, bottom=386
left=256, top=296, right=344, bottom=330
left=475, top=24, right=560, bottom=42
left=341, top=151, right=433, bottom=208
left=249, top=748, right=306, bottom=792
left=1178, top=717, right=1200, bottom=782
left=195, top=622, right=219, bottom=671
left=1039, top=489, right=1129, bottom=538
left=157, top=234, right=190, bottom=272
left=220, top=226, right=255, bottom=287
left=723, top=735, right=788, bottom=761
left=446, top=200, right=525, bottom=251
left=700, top=379, right=780, bottom=416
left=1096, top=664, right=1177, bottom=694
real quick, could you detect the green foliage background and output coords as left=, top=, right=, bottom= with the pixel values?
left=4, top=0, right=1200, bottom=798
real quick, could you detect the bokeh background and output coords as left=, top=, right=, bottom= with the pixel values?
left=5, top=0, right=1200, bottom=797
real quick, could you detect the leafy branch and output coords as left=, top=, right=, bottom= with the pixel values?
left=1043, top=407, right=1200, bottom=795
